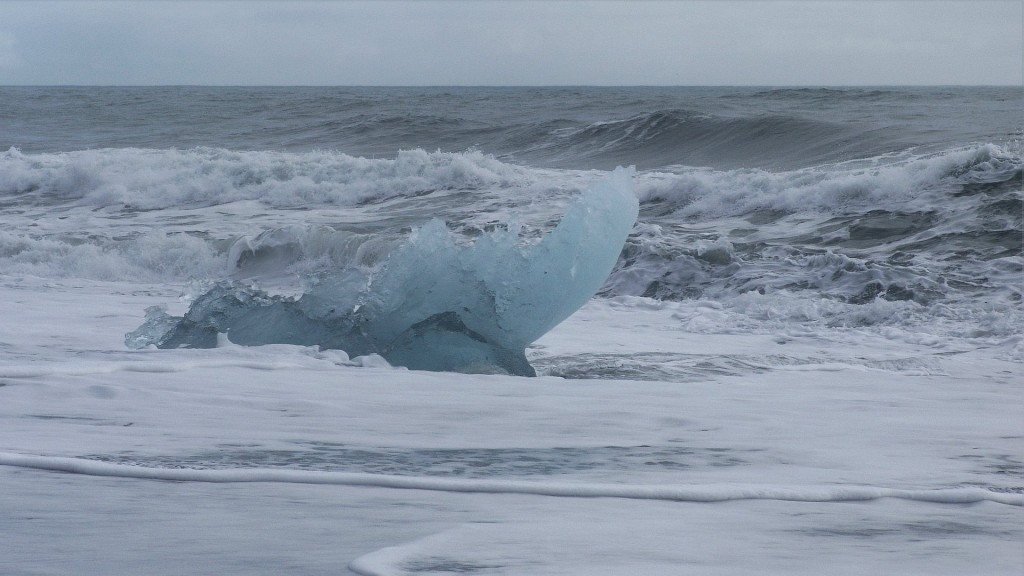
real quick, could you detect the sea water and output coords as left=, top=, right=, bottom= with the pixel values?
left=1, top=86, right=1021, bottom=575
left=2, top=87, right=1020, bottom=352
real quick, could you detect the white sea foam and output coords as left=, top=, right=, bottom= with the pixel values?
left=2, top=276, right=1021, bottom=575
left=636, top=143, right=1019, bottom=217
left=6, top=141, right=1011, bottom=221
left=1, top=453, right=1017, bottom=505
left=0, top=229, right=223, bottom=282
left=0, top=146, right=530, bottom=210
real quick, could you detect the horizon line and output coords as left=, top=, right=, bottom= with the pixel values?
left=1, top=83, right=1020, bottom=89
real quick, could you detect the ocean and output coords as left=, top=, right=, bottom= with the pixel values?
left=1, top=86, right=1021, bottom=574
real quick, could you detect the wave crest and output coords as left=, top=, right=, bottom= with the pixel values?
left=0, top=147, right=529, bottom=210
left=636, top=142, right=1022, bottom=217
left=522, top=108, right=901, bottom=170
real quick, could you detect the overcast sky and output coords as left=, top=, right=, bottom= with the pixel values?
left=0, top=1, right=1020, bottom=86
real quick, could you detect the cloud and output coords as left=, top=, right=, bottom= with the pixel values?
left=0, top=1, right=1020, bottom=85
left=0, top=31, right=18, bottom=70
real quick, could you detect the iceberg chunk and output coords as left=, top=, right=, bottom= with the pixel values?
left=125, top=167, right=638, bottom=376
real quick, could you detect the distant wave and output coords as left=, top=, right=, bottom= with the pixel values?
left=514, top=109, right=907, bottom=170
left=2, top=453, right=1019, bottom=506
left=738, top=87, right=920, bottom=102
left=3, top=86, right=1017, bottom=173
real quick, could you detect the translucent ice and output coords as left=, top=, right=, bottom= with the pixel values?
left=125, top=167, right=638, bottom=376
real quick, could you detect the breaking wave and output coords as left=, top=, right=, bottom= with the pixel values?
left=635, top=142, right=1020, bottom=217
left=611, top=143, right=1023, bottom=314
left=0, top=229, right=223, bottom=282
left=0, top=146, right=529, bottom=210
left=2, top=140, right=1019, bottom=347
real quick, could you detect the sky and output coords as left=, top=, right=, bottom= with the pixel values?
left=0, top=1, right=1020, bottom=86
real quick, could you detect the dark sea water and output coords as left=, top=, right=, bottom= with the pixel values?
left=1, top=86, right=1021, bottom=348
left=2, top=86, right=1019, bottom=169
